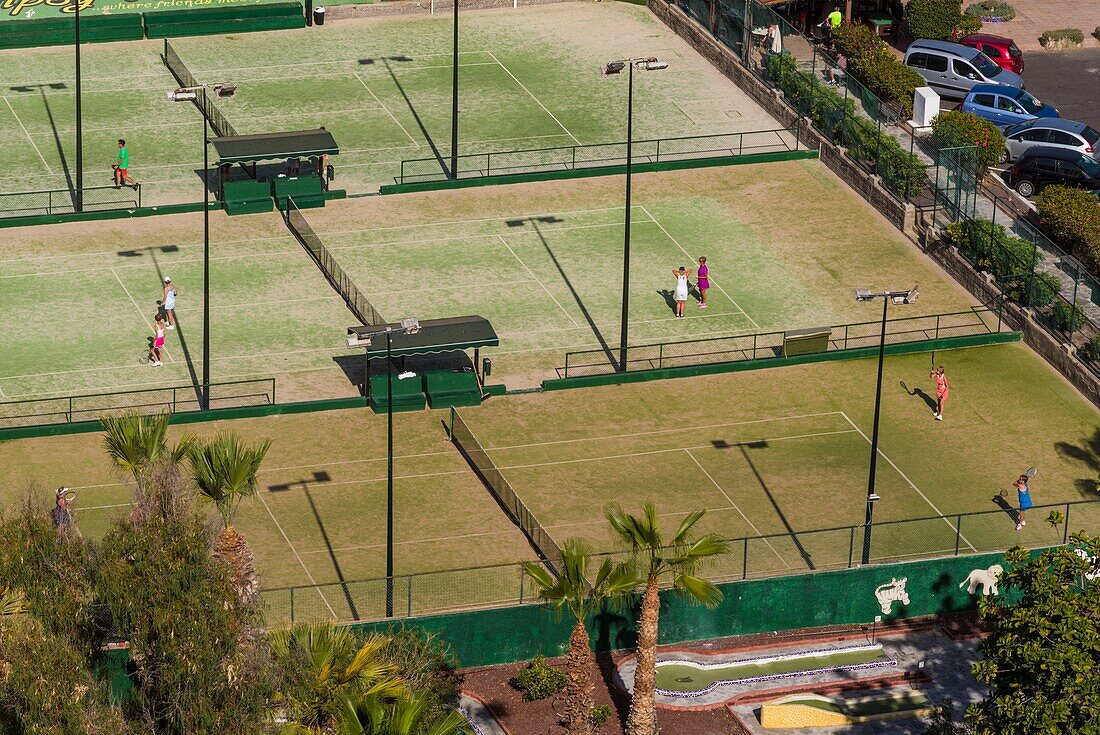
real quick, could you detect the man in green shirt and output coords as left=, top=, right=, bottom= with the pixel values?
left=114, top=138, right=137, bottom=190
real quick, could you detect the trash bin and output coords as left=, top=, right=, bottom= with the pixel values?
left=313, top=6, right=325, bottom=25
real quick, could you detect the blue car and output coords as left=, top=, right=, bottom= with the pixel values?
left=960, top=84, right=1058, bottom=129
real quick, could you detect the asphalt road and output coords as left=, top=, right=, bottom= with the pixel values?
left=1023, top=47, right=1100, bottom=129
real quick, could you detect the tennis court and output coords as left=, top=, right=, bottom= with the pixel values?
left=459, top=343, right=1100, bottom=579
left=0, top=405, right=540, bottom=622
left=0, top=1, right=781, bottom=207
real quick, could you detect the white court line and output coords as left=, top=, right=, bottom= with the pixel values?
left=838, top=410, right=977, bottom=552
left=683, top=449, right=790, bottom=568
left=495, top=234, right=580, bottom=329
left=494, top=430, right=858, bottom=471
left=110, top=267, right=175, bottom=364
left=258, top=449, right=456, bottom=476
left=547, top=505, right=756, bottom=531
left=487, top=51, right=581, bottom=146
left=638, top=206, right=756, bottom=332
left=3, top=96, right=54, bottom=175
left=484, top=411, right=845, bottom=451
left=256, top=492, right=338, bottom=618
left=264, top=469, right=468, bottom=491
left=298, top=528, right=519, bottom=556
left=354, top=73, right=421, bottom=147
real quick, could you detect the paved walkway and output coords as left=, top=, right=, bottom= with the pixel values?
left=973, top=0, right=1100, bottom=51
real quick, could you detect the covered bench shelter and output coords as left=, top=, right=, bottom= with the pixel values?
left=347, top=316, right=500, bottom=413
left=210, top=128, right=339, bottom=215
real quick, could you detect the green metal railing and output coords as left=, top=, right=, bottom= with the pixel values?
left=260, top=498, right=1100, bottom=625
left=0, top=378, right=275, bottom=430
left=562, top=306, right=1004, bottom=378
left=0, top=183, right=141, bottom=219
left=395, top=128, right=798, bottom=184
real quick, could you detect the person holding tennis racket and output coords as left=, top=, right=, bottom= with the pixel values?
left=930, top=365, right=949, bottom=421
left=148, top=314, right=166, bottom=367
left=1014, top=473, right=1033, bottom=530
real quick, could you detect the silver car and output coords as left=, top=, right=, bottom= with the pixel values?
left=904, top=39, right=1024, bottom=101
left=1002, top=119, right=1100, bottom=163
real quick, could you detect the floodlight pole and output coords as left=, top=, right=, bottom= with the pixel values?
left=619, top=61, right=634, bottom=373
left=449, top=0, right=459, bottom=179
left=862, top=295, right=889, bottom=565
left=202, top=85, right=211, bottom=411
left=74, top=1, right=82, bottom=212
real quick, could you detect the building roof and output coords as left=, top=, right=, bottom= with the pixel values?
left=210, top=129, right=338, bottom=164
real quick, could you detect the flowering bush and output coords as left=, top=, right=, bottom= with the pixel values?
left=931, top=110, right=1005, bottom=172
left=1040, top=28, right=1085, bottom=46
left=1036, top=185, right=1100, bottom=267
left=965, top=0, right=1015, bottom=21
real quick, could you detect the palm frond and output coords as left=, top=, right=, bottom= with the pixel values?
left=674, top=574, right=724, bottom=608
left=0, top=585, right=26, bottom=616
left=671, top=508, right=707, bottom=545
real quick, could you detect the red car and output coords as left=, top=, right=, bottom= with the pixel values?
left=959, top=33, right=1024, bottom=74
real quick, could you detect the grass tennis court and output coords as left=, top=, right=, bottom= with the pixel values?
left=0, top=2, right=779, bottom=206
left=0, top=159, right=981, bottom=404
left=462, top=343, right=1100, bottom=579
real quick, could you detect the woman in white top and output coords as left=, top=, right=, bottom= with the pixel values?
left=672, top=266, right=692, bottom=319
left=162, top=277, right=178, bottom=330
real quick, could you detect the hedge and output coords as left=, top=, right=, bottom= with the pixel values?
left=946, top=217, right=1039, bottom=283
left=1040, top=28, right=1085, bottom=45
left=1035, top=185, right=1100, bottom=267
left=931, top=110, right=1006, bottom=173
left=906, top=0, right=965, bottom=41
left=764, top=53, right=925, bottom=197
left=831, top=22, right=923, bottom=118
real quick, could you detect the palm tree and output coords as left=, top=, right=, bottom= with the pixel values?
left=336, top=692, right=471, bottom=735
left=523, top=540, right=639, bottom=735
left=187, top=431, right=271, bottom=602
left=101, top=412, right=193, bottom=492
left=0, top=585, right=25, bottom=617
left=605, top=504, right=729, bottom=735
left=270, top=623, right=408, bottom=734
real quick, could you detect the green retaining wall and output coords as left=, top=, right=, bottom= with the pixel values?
left=542, top=332, right=1021, bottom=392
left=0, top=201, right=204, bottom=230
left=378, top=150, right=818, bottom=195
left=0, top=14, right=144, bottom=49
left=352, top=550, right=1020, bottom=668
left=144, top=1, right=304, bottom=38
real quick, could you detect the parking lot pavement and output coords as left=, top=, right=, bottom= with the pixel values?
left=1024, top=48, right=1100, bottom=129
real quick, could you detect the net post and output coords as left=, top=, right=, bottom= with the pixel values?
left=448, top=406, right=456, bottom=441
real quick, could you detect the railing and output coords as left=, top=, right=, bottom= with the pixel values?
left=395, top=128, right=798, bottom=185
left=561, top=307, right=1003, bottom=378
left=0, top=378, right=276, bottom=430
left=0, top=184, right=141, bottom=219
left=260, top=498, right=1100, bottom=625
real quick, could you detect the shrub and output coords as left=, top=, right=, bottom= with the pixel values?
left=954, top=12, right=982, bottom=36
left=590, top=704, right=613, bottom=729
left=946, top=217, right=1038, bottom=280
left=906, top=0, right=965, bottom=41
left=931, top=110, right=1006, bottom=172
left=380, top=627, right=463, bottom=723
left=511, top=655, right=566, bottom=701
left=1009, top=272, right=1060, bottom=307
left=1040, top=28, right=1085, bottom=46
left=1036, top=185, right=1100, bottom=264
left=1083, top=334, right=1100, bottom=361
left=1053, top=300, right=1087, bottom=333
left=1094, top=26, right=1100, bottom=41
left=831, top=22, right=923, bottom=117
left=965, top=0, right=1015, bottom=21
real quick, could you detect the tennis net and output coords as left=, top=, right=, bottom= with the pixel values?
left=163, top=40, right=237, bottom=138
left=449, top=407, right=564, bottom=576
left=284, top=197, right=386, bottom=327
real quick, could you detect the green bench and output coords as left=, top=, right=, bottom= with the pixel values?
left=369, top=373, right=426, bottom=414
left=783, top=327, right=832, bottom=357
left=423, top=370, right=482, bottom=409
left=222, top=178, right=273, bottom=216
left=144, top=2, right=304, bottom=39
left=0, top=14, right=144, bottom=50
left=274, top=175, right=325, bottom=211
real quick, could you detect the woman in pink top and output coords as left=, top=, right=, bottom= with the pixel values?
left=696, top=256, right=709, bottom=308
left=930, top=365, right=949, bottom=420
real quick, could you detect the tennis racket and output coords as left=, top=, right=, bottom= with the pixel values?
left=139, top=349, right=152, bottom=365
left=1001, top=467, right=1037, bottom=496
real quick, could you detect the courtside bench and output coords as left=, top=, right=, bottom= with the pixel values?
left=369, top=373, right=427, bottom=414
left=423, top=370, right=482, bottom=409
left=144, top=2, right=304, bottom=39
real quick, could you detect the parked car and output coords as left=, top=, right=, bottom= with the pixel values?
left=1002, top=119, right=1100, bottom=163
left=960, top=84, right=1058, bottom=129
left=903, top=39, right=1024, bottom=101
left=959, top=33, right=1024, bottom=74
left=1005, top=146, right=1100, bottom=197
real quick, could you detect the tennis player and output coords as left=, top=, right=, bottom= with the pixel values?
left=696, top=256, right=710, bottom=308
left=930, top=366, right=949, bottom=421
left=52, top=487, right=72, bottom=530
left=149, top=314, right=166, bottom=367
left=162, top=277, right=178, bottom=330
left=114, top=139, right=138, bottom=190
left=1014, top=474, right=1032, bottom=530
left=672, top=266, right=692, bottom=319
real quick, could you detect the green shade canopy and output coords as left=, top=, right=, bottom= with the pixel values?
left=211, top=128, right=338, bottom=164
left=350, top=316, right=499, bottom=358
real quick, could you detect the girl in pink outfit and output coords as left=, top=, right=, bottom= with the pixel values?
left=696, top=256, right=709, bottom=307
left=930, top=366, right=949, bottom=420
